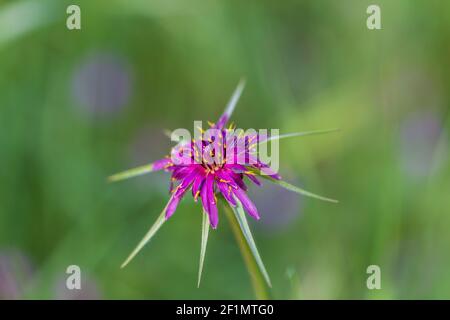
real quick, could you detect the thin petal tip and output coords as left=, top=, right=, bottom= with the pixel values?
left=210, top=222, right=218, bottom=229
left=107, top=175, right=118, bottom=183
left=238, top=77, right=246, bottom=88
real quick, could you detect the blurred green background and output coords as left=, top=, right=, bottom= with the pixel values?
left=1, top=0, right=449, bottom=299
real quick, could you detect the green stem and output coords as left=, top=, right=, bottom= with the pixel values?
left=222, top=203, right=271, bottom=300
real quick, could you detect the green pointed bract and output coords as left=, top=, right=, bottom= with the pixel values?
left=230, top=199, right=272, bottom=288
left=223, top=78, right=246, bottom=120
left=265, top=177, right=338, bottom=203
left=120, top=197, right=172, bottom=268
left=197, top=211, right=210, bottom=288
left=108, top=163, right=155, bottom=182
left=263, top=128, right=340, bottom=143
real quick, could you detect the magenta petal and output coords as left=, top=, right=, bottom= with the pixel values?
left=206, top=175, right=219, bottom=228
left=205, top=174, right=215, bottom=202
left=248, top=155, right=282, bottom=180
left=233, top=188, right=260, bottom=220
left=152, top=158, right=171, bottom=171
left=192, top=175, right=205, bottom=200
left=217, top=181, right=236, bottom=206
left=200, top=175, right=219, bottom=228
left=226, top=169, right=247, bottom=191
left=216, top=170, right=238, bottom=190
left=167, top=172, right=195, bottom=218
left=246, top=173, right=261, bottom=186
left=171, top=166, right=192, bottom=180
left=226, top=164, right=247, bottom=173
left=200, top=180, right=210, bottom=215
left=208, top=201, right=219, bottom=229
left=169, top=179, right=174, bottom=194
left=165, top=195, right=181, bottom=219
left=175, top=170, right=197, bottom=197
left=258, top=166, right=281, bottom=180
left=216, top=115, right=228, bottom=130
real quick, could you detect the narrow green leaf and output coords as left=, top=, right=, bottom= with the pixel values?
left=265, top=178, right=338, bottom=203
left=230, top=199, right=272, bottom=288
left=223, top=78, right=246, bottom=120
left=241, top=128, right=339, bottom=158
left=120, top=197, right=172, bottom=268
left=108, top=163, right=154, bottom=182
left=263, top=128, right=340, bottom=143
left=197, top=211, right=210, bottom=288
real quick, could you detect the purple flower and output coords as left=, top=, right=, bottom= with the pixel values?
left=109, top=80, right=337, bottom=286
left=161, top=132, right=281, bottom=228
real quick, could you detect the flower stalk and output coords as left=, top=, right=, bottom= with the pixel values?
left=222, top=201, right=271, bottom=300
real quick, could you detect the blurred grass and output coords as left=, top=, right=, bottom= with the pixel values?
left=0, top=0, right=449, bottom=299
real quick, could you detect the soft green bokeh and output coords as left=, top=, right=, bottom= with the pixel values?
left=1, top=0, right=449, bottom=299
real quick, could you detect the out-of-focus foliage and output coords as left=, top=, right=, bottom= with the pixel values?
left=1, top=0, right=449, bottom=299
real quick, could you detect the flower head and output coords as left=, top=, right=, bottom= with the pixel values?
left=163, top=125, right=283, bottom=229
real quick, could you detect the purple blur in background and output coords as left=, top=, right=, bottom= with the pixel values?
left=248, top=174, right=302, bottom=233
left=0, top=250, right=34, bottom=299
left=53, top=274, right=101, bottom=300
left=399, top=111, right=447, bottom=179
left=72, top=52, right=133, bottom=117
